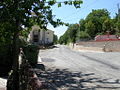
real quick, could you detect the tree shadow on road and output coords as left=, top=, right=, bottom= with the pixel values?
left=35, top=68, right=120, bottom=90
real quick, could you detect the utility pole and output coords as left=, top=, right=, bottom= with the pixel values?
left=117, top=3, right=120, bottom=21
left=117, top=3, right=120, bottom=37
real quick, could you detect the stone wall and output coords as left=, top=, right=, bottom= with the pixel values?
left=70, top=40, right=120, bottom=52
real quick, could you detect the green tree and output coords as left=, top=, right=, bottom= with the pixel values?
left=76, top=19, right=86, bottom=41
left=115, top=20, right=120, bottom=35
left=0, top=0, right=83, bottom=89
left=79, top=19, right=86, bottom=31
left=102, top=18, right=112, bottom=33
left=68, top=24, right=79, bottom=43
left=53, top=34, right=58, bottom=44
left=60, top=9, right=113, bottom=42
left=114, top=14, right=120, bottom=35
left=59, top=36, right=64, bottom=44
left=76, top=31, right=90, bottom=41
left=60, top=9, right=120, bottom=43
left=85, top=20, right=96, bottom=38
left=59, top=24, right=79, bottom=44
left=61, top=31, right=69, bottom=44
left=85, top=9, right=110, bottom=36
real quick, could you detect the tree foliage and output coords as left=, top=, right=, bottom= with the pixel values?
left=0, top=0, right=83, bottom=59
left=53, top=34, right=58, bottom=44
left=0, top=0, right=83, bottom=89
left=59, top=9, right=120, bottom=44
left=85, top=9, right=110, bottom=36
left=77, top=31, right=90, bottom=40
left=85, top=20, right=95, bottom=38
left=59, top=24, right=79, bottom=44
left=114, top=14, right=120, bottom=34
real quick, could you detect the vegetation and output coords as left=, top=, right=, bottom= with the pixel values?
left=23, top=45, right=39, bottom=66
left=0, top=0, right=119, bottom=89
left=53, top=34, right=58, bottom=44
left=0, top=0, right=82, bottom=89
left=59, top=9, right=120, bottom=44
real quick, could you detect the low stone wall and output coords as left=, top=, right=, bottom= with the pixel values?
left=69, top=40, right=120, bottom=52
left=74, top=45, right=103, bottom=52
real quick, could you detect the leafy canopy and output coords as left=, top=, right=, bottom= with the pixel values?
left=0, top=0, right=83, bottom=31
left=59, top=9, right=120, bottom=44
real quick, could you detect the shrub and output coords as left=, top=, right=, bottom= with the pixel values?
left=23, top=45, right=39, bottom=66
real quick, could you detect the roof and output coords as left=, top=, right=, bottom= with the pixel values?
left=95, top=35, right=120, bottom=41
left=32, top=25, right=54, bottom=32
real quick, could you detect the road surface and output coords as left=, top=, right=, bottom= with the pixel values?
left=0, top=78, right=7, bottom=90
left=36, top=45, right=120, bottom=90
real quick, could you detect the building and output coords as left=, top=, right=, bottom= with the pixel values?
left=28, top=25, right=54, bottom=45
left=95, top=35, right=120, bottom=41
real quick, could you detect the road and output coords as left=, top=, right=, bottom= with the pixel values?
left=0, top=78, right=7, bottom=90
left=37, top=45, right=120, bottom=90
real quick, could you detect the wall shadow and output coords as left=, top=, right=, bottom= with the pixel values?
left=39, top=45, right=59, bottom=50
left=35, top=68, right=120, bottom=90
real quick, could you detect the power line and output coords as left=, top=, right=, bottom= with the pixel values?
left=63, top=0, right=119, bottom=22
left=63, top=0, right=98, bottom=20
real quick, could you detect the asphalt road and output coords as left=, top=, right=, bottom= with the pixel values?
left=0, top=78, right=7, bottom=90
left=37, top=45, right=120, bottom=90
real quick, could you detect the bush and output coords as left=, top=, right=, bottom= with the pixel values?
left=0, top=45, right=13, bottom=76
left=23, top=45, right=39, bottom=66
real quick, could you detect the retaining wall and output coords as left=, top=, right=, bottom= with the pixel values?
left=69, top=40, right=120, bottom=52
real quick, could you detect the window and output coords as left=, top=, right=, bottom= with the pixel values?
left=33, top=35, right=38, bottom=42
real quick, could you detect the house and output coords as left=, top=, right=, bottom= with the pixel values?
left=95, top=35, right=120, bottom=41
left=28, top=25, right=54, bottom=45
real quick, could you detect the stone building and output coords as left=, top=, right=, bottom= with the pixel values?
left=28, top=25, right=54, bottom=45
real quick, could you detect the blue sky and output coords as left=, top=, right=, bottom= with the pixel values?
left=47, top=0, right=120, bottom=38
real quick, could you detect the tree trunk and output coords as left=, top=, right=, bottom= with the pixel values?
left=12, top=31, right=19, bottom=90
left=7, top=21, right=20, bottom=90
